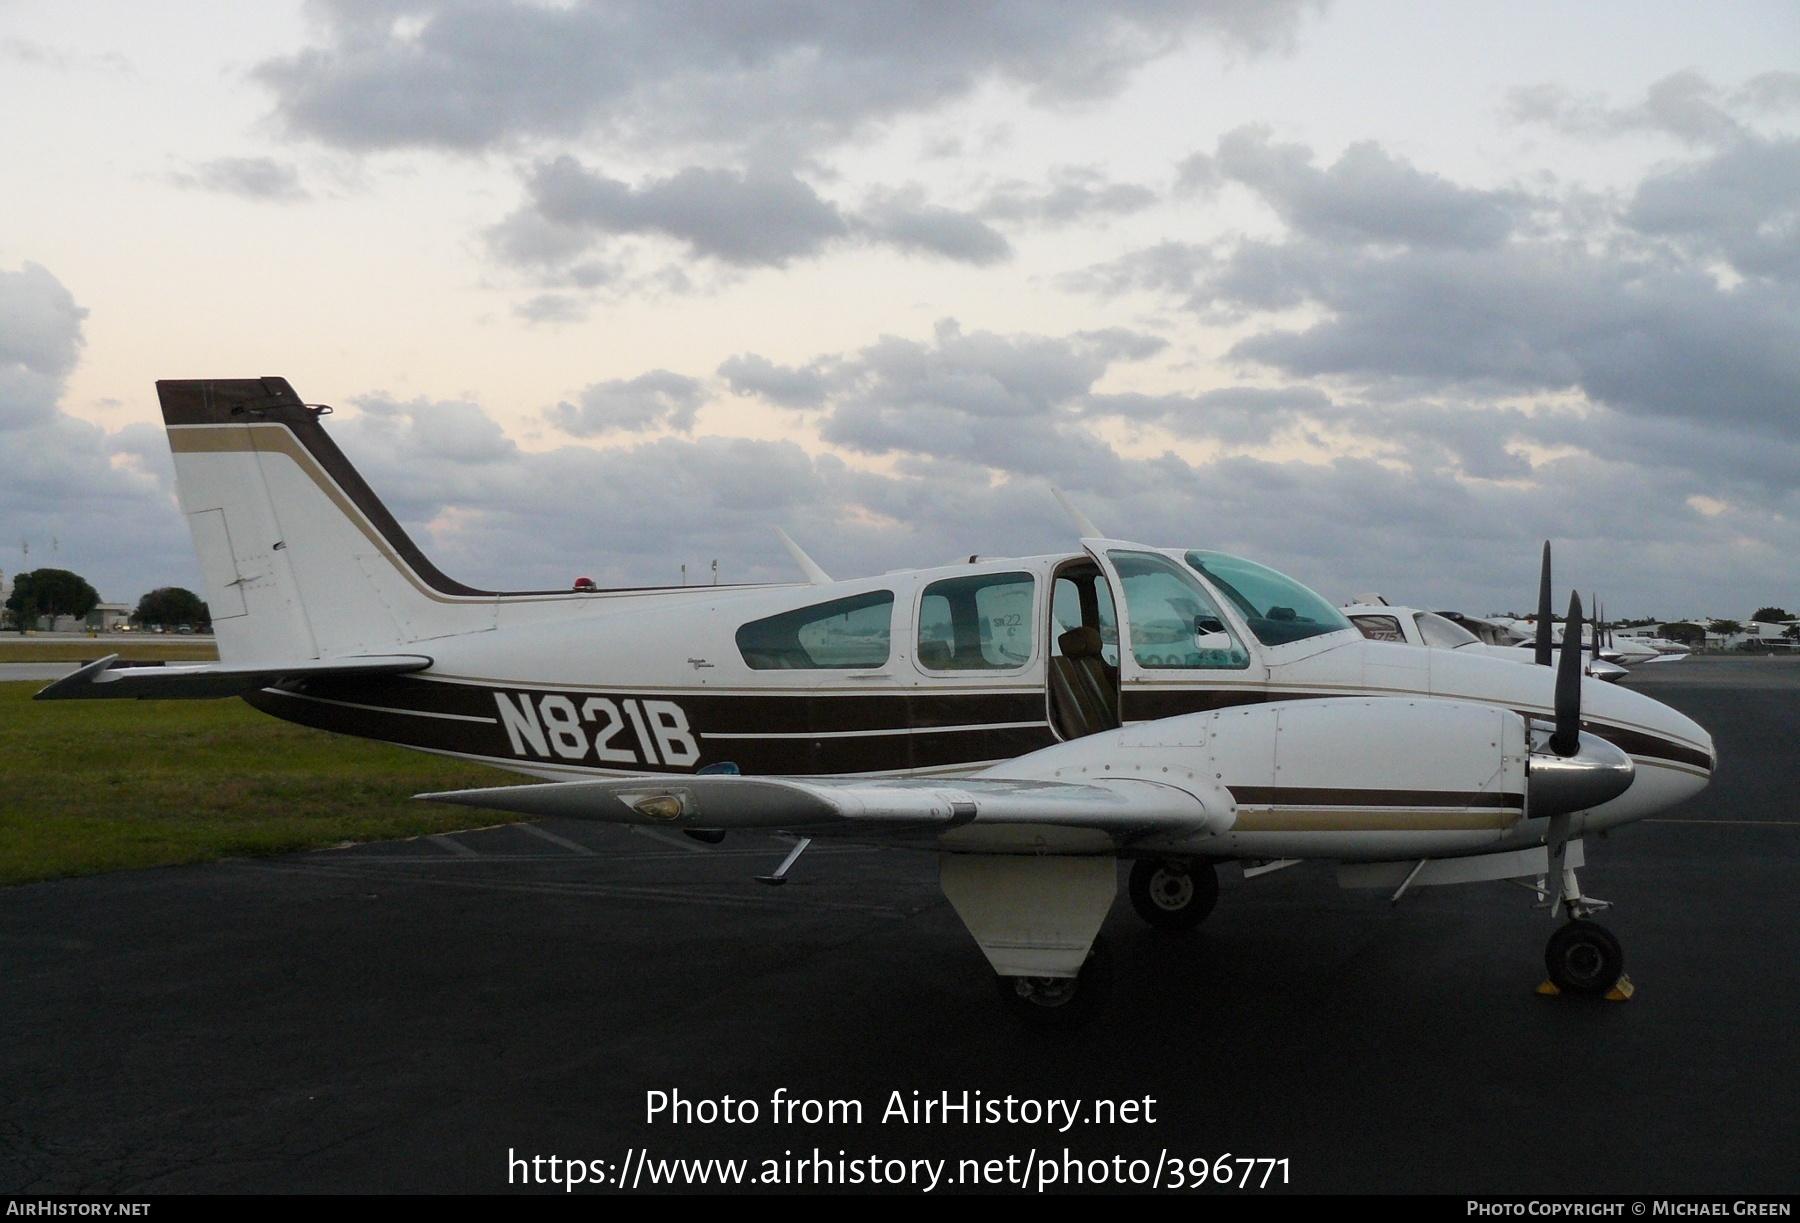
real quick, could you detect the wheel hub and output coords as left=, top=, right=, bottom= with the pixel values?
left=1011, top=975, right=1078, bottom=1008
left=1150, top=869, right=1193, bottom=911
left=1561, top=942, right=1606, bottom=984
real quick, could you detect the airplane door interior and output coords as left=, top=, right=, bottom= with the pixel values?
left=1047, top=560, right=1122, bottom=739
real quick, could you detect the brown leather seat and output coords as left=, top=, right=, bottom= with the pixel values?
left=1050, top=626, right=1120, bottom=739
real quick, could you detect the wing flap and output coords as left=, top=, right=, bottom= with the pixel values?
left=417, top=774, right=1217, bottom=835
left=33, top=653, right=434, bottom=700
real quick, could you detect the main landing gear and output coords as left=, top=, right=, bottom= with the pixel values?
left=1127, top=857, right=1219, bottom=930
left=996, top=937, right=1113, bottom=1029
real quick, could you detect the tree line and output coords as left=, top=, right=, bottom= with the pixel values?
left=3, top=568, right=209, bottom=632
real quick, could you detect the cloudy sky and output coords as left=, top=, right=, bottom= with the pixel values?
left=2, top=1, right=1796, bottom=618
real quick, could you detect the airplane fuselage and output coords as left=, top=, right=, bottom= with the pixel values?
left=246, top=547, right=1713, bottom=863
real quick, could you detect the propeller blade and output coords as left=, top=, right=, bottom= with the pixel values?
left=1549, top=591, right=1585, bottom=757
left=1591, top=590, right=1600, bottom=673
left=1535, top=541, right=1554, bottom=666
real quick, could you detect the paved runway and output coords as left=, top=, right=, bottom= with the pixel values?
left=2, top=658, right=1795, bottom=1193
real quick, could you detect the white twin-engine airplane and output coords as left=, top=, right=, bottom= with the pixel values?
left=40, top=379, right=1716, bottom=1026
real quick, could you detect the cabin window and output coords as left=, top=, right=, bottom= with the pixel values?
left=917, top=572, right=1035, bottom=670
left=736, top=591, right=895, bottom=669
left=1106, top=551, right=1249, bottom=670
left=1351, top=614, right=1406, bottom=643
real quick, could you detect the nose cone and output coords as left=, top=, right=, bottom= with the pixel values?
left=1530, top=731, right=1635, bottom=818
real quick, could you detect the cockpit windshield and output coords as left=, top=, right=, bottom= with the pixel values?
left=1415, top=611, right=1480, bottom=649
left=1183, top=551, right=1353, bottom=647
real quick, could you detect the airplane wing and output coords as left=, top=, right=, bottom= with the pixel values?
left=418, top=773, right=1226, bottom=836
left=33, top=652, right=433, bottom=700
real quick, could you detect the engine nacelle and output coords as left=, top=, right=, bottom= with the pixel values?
left=990, top=697, right=1629, bottom=860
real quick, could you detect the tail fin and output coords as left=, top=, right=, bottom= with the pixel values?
left=159, top=378, right=506, bottom=663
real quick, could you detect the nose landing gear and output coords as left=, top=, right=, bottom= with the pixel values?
left=1536, top=866, right=1631, bottom=999
left=1127, top=858, right=1219, bottom=930
left=1544, top=919, right=1626, bottom=995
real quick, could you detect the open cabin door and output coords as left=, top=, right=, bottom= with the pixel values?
left=1045, top=553, right=1123, bottom=740
left=1082, top=539, right=1262, bottom=727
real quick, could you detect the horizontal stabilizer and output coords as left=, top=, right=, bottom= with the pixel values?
left=418, top=774, right=1214, bottom=835
left=34, top=653, right=433, bottom=700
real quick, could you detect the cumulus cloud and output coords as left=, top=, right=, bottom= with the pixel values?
left=517, top=158, right=849, bottom=267
left=1627, top=136, right=1800, bottom=282
left=173, top=156, right=309, bottom=202
left=513, top=293, right=590, bottom=324
left=255, top=1, right=1318, bottom=156
left=15, top=296, right=1761, bottom=616
left=1507, top=69, right=1800, bottom=148
left=719, top=353, right=830, bottom=409
left=856, top=186, right=1012, bottom=264
left=491, top=156, right=1010, bottom=274
left=313, top=386, right=1800, bottom=619
left=1212, top=125, right=1523, bottom=249
left=1074, top=113, right=1800, bottom=489
left=354, top=395, right=519, bottom=464
left=0, top=263, right=199, bottom=602
left=979, top=166, right=1158, bottom=226
left=1087, top=384, right=1334, bottom=446
left=722, top=319, right=1186, bottom=481
left=0, top=37, right=131, bottom=75
left=548, top=371, right=707, bottom=436
left=0, top=262, right=87, bottom=430
left=1506, top=71, right=1749, bottom=147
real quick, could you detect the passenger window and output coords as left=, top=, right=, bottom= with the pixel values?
left=1352, top=615, right=1406, bottom=643
left=1106, top=551, right=1249, bottom=670
left=918, top=572, right=1035, bottom=670
left=737, top=591, right=894, bottom=669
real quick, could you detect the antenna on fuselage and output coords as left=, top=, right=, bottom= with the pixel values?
left=774, top=528, right=832, bottom=584
left=1050, top=487, right=1102, bottom=539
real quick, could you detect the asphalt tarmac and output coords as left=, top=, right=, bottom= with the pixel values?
left=2, top=656, right=1795, bottom=1194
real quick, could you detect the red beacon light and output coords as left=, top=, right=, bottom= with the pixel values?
left=572, top=577, right=598, bottom=592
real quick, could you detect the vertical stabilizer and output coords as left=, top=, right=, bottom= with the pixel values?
left=158, top=378, right=502, bottom=664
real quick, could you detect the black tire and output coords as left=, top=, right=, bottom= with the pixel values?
left=1544, top=919, right=1625, bottom=995
left=995, top=936, right=1113, bottom=1030
left=1128, top=857, right=1219, bottom=930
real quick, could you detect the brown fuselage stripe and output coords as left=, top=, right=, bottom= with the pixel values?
left=1228, top=786, right=1525, bottom=808
left=241, top=671, right=1712, bottom=779
left=1232, top=810, right=1521, bottom=832
left=242, top=669, right=1706, bottom=791
left=246, top=680, right=1059, bottom=776
left=1581, top=722, right=1713, bottom=772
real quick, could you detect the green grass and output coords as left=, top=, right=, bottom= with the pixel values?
left=0, top=681, right=520, bottom=886
left=0, top=638, right=219, bottom=662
